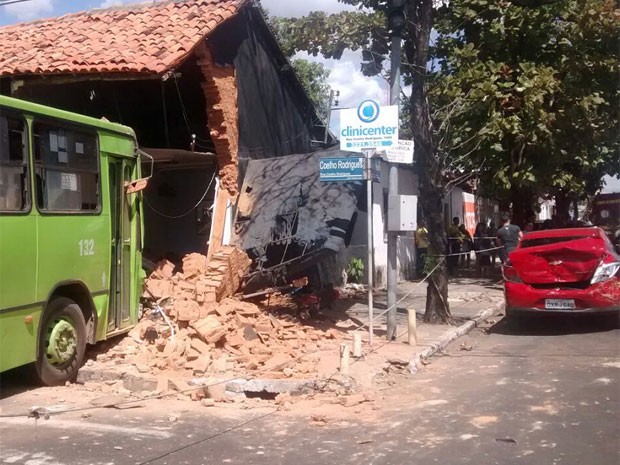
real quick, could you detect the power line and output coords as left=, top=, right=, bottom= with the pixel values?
left=0, top=0, right=33, bottom=6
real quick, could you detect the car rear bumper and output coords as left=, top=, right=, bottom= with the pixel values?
left=506, top=306, right=620, bottom=316
left=504, top=278, right=620, bottom=313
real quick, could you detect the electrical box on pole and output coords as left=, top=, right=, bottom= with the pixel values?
left=388, top=195, right=417, bottom=232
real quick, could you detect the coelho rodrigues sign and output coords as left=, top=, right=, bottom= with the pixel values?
left=339, top=100, right=399, bottom=152
left=319, top=157, right=366, bottom=182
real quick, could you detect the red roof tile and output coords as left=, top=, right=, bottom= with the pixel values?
left=0, top=0, right=246, bottom=77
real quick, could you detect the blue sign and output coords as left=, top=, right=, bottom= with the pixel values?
left=319, top=157, right=366, bottom=182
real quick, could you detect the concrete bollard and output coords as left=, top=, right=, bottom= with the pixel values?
left=352, top=333, right=363, bottom=358
left=408, top=308, right=417, bottom=346
left=339, top=343, right=350, bottom=375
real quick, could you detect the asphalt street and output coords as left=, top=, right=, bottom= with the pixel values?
left=0, top=314, right=618, bottom=465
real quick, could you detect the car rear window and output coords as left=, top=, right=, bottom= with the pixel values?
left=520, top=236, right=592, bottom=248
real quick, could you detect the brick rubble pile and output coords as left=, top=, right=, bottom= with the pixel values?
left=103, top=246, right=341, bottom=381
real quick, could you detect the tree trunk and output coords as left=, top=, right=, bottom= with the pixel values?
left=406, top=0, right=453, bottom=325
left=420, top=188, right=452, bottom=324
left=554, top=190, right=571, bottom=227
left=508, top=186, right=535, bottom=228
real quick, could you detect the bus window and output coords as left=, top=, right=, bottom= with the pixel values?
left=33, top=122, right=100, bottom=212
left=0, top=115, right=29, bottom=212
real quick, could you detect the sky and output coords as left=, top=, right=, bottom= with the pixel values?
left=601, top=176, right=620, bottom=194
left=0, top=0, right=387, bottom=126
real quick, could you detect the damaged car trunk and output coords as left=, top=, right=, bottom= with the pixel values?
left=504, top=227, right=620, bottom=317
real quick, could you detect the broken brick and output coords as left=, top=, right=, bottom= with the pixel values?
left=192, top=315, right=222, bottom=341
left=175, top=300, right=201, bottom=322
left=190, top=338, right=211, bottom=356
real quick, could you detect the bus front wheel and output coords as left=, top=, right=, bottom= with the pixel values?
left=34, top=297, right=87, bottom=386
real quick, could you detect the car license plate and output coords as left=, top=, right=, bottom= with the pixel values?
left=545, top=299, right=576, bottom=310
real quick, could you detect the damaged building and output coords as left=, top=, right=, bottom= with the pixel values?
left=0, top=0, right=417, bottom=290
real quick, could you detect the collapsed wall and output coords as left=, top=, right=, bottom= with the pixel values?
left=114, top=246, right=341, bottom=382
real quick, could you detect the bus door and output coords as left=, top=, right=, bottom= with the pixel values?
left=108, top=158, right=134, bottom=332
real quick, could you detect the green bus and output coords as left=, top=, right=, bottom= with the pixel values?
left=0, top=95, right=144, bottom=385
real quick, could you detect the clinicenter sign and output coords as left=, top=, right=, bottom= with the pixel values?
left=339, top=100, right=399, bottom=152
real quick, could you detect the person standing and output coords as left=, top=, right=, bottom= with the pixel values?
left=415, top=219, right=429, bottom=277
left=474, top=222, right=492, bottom=278
left=458, top=223, right=473, bottom=268
left=447, top=217, right=464, bottom=274
left=496, top=213, right=523, bottom=263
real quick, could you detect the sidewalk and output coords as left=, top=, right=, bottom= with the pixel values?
left=313, top=273, right=505, bottom=387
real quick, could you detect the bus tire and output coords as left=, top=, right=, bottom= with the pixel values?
left=34, top=297, right=86, bottom=386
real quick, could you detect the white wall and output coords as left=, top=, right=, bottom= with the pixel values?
left=536, top=198, right=554, bottom=221
left=342, top=161, right=418, bottom=288
left=446, top=188, right=499, bottom=230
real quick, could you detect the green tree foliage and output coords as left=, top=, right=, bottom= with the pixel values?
left=271, top=9, right=388, bottom=75
left=290, top=58, right=332, bottom=119
left=269, top=16, right=335, bottom=121
left=431, top=0, right=620, bottom=221
left=272, top=0, right=619, bottom=214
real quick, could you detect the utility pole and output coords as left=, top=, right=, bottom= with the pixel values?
left=386, top=0, right=405, bottom=340
left=324, top=89, right=340, bottom=145
left=362, top=148, right=375, bottom=346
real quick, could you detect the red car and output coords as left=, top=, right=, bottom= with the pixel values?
left=503, top=227, right=620, bottom=322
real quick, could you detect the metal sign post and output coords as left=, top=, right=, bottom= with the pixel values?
left=362, top=148, right=375, bottom=346
left=319, top=152, right=379, bottom=346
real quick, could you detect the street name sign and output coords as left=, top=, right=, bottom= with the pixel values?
left=319, top=157, right=365, bottom=182
left=340, top=100, right=399, bottom=152
left=384, top=139, right=414, bottom=164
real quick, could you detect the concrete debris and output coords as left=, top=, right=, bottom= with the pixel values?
left=338, top=393, right=374, bottom=408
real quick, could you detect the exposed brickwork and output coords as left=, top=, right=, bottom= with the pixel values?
left=195, top=42, right=239, bottom=197
left=146, top=247, right=251, bottom=307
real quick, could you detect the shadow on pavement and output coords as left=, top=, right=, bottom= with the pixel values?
left=447, top=265, right=505, bottom=290
left=0, top=334, right=128, bottom=398
left=490, top=314, right=620, bottom=337
left=0, top=366, right=38, bottom=399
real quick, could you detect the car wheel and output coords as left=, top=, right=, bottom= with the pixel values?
left=33, top=297, right=86, bottom=386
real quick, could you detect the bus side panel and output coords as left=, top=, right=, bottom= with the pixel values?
left=0, top=215, right=38, bottom=372
left=35, top=214, right=110, bottom=322
left=0, top=307, right=41, bottom=372
left=93, top=293, right=111, bottom=341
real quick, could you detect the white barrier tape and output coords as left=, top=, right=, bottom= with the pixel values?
left=430, top=245, right=504, bottom=258
left=352, top=257, right=446, bottom=333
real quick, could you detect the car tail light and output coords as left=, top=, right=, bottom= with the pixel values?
left=591, top=261, right=620, bottom=284
left=502, top=265, right=523, bottom=283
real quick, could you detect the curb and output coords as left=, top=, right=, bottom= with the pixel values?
left=408, top=300, right=504, bottom=373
